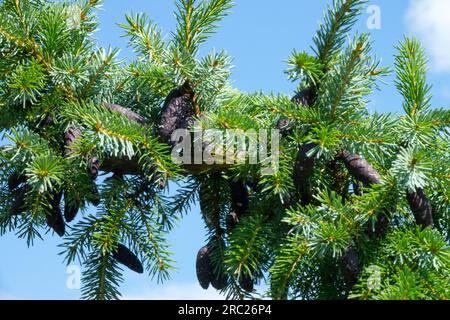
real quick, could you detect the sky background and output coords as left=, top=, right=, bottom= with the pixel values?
left=1, top=0, right=449, bottom=300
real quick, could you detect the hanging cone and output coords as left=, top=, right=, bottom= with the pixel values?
left=10, top=187, right=27, bottom=216
left=199, top=186, right=220, bottom=230
left=8, top=172, right=26, bottom=191
left=339, top=152, right=381, bottom=185
left=277, top=88, right=315, bottom=136
left=210, top=272, right=228, bottom=291
left=276, top=117, right=295, bottom=136
left=406, top=188, right=433, bottom=228
left=227, top=181, right=249, bottom=229
left=293, top=142, right=317, bottom=204
left=158, top=86, right=194, bottom=145
left=89, top=185, right=101, bottom=207
left=374, top=213, right=389, bottom=239
left=196, top=245, right=213, bottom=290
left=64, top=195, right=79, bottom=223
left=293, top=143, right=317, bottom=190
left=88, top=156, right=100, bottom=179
left=104, top=104, right=146, bottom=125
left=64, top=126, right=81, bottom=157
left=338, top=152, right=390, bottom=238
left=112, top=243, right=144, bottom=274
left=239, top=274, right=254, bottom=292
left=230, top=181, right=249, bottom=217
left=341, top=245, right=361, bottom=292
left=46, top=192, right=65, bottom=237
left=292, top=88, right=315, bottom=107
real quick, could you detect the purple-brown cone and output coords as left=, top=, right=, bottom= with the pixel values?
left=196, top=246, right=213, bottom=290
left=159, top=87, right=194, bottom=145
left=406, top=188, right=433, bottom=228
left=112, top=243, right=144, bottom=274
left=339, top=152, right=381, bottom=185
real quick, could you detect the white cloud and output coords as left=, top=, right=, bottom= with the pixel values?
left=122, top=283, right=226, bottom=300
left=405, top=0, right=450, bottom=72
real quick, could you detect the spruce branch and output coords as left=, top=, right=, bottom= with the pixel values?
left=313, top=0, right=367, bottom=67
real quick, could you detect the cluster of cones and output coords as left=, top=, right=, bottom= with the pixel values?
left=289, top=89, right=434, bottom=291
left=195, top=180, right=255, bottom=293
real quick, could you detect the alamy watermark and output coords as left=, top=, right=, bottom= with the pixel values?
left=367, top=5, right=382, bottom=30
left=66, top=265, right=81, bottom=290
left=367, top=265, right=382, bottom=290
left=170, top=128, right=280, bottom=175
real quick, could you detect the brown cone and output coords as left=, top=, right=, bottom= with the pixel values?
left=341, top=245, right=361, bottom=292
left=196, top=246, right=213, bottom=290
left=294, top=142, right=317, bottom=204
left=239, top=274, right=254, bottom=292
left=210, top=272, right=228, bottom=291
left=64, top=126, right=81, bottom=157
left=406, top=188, right=433, bottom=228
left=104, top=104, right=147, bottom=125
left=159, top=87, right=194, bottom=145
left=112, top=243, right=144, bottom=274
left=292, top=88, right=315, bottom=107
left=294, top=143, right=317, bottom=189
left=277, top=88, right=315, bottom=136
left=227, top=181, right=249, bottom=230
left=8, top=172, right=26, bottom=191
left=46, top=192, right=65, bottom=237
left=64, top=195, right=79, bottom=223
left=89, top=185, right=101, bottom=207
left=10, top=187, right=27, bottom=216
left=339, top=152, right=381, bottom=185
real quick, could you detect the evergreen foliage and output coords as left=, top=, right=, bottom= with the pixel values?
left=0, top=0, right=448, bottom=300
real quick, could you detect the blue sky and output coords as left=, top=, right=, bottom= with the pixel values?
left=1, top=0, right=449, bottom=300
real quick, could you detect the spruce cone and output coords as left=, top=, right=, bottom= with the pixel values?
left=239, top=274, right=254, bottom=292
left=338, top=153, right=389, bottom=238
left=64, top=195, right=79, bottom=223
left=341, top=245, right=361, bottom=292
left=196, top=245, right=213, bottom=290
left=46, top=192, right=65, bottom=237
left=10, top=187, right=27, bottom=216
left=90, top=185, right=101, bottom=207
left=199, top=185, right=220, bottom=230
left=374, top=213, right=389, bottom=238
left=277, top=88, right=315, bottom=136
left=64, top=126, right=81, bottom=157
left=89, top=157, right=100, bottom=179
left=293, top=142, right=317, bottom=204
left=210, top=272, right=228, bottom=291
left=276, top=118, right=295, bottom=136
left=293, top=143, right=317, bottom=189
left=338, top=152, right=381, bottom=185
left=104, top=104, right=146, bottom=125
left=406, top=188, right=433, bottom=227
left=159, top=87, right=194, bottom=145
left=227, top=181, right=249, bottom=229
left=112, top=243, right=144, bottom=274
left=8, top=172, right=26, bottom=191
left=292, top=88, right=315, bottom=107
